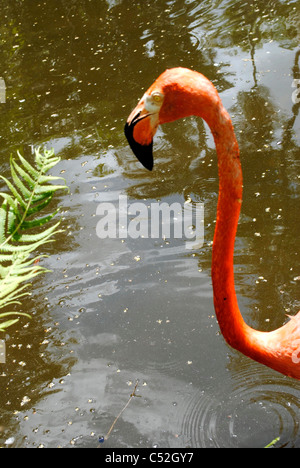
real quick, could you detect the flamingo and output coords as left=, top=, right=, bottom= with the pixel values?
left=124, top=67, right=300, bottom=380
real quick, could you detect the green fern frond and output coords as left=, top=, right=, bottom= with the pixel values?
left=0, top=147, right=68, bottom=333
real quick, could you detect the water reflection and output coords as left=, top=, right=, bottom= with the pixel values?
left=0, top=0, right=299, bottom=448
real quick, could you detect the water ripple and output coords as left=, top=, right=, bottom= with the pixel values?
left=178, top=366, right=300, bottom=447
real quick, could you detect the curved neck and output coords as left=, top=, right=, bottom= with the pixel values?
left=205, top=104, right=251, bottom=350
left=201, top=99, right=300, bottom=380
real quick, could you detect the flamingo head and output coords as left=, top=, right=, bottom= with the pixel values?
left=124, top=88, right=163, bottom=171
left=124, top=67, right=220, bottom=170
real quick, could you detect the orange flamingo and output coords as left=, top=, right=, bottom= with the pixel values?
left=125, top=67, right=300, bottom=380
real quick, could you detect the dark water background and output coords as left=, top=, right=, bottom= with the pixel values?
left=0, top=0, right=299, bottom=448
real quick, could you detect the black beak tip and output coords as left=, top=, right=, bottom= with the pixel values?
left=124, top=122, right=154, bottom=171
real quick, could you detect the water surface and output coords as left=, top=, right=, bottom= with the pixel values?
left=0, top=0, right=299, bottom=448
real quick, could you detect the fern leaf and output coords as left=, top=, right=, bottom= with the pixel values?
left=10, top=156, right=32, bottom=200
left=0, top=206, right=7, bottom=244
left=21, top=211, right=59, bottom=230
left=0, top=147, right=68, bottom=334
left=0, top=239, right=53, bottom=253
left=0, top=319, right=20, bottom=332
left=12, top=157, right=36, bottom=190
left=0, top=312, right=31, bottom=332
left=34, top=184, right=68, bottom=195
left=26, top=194, right=53, bottom=217
left=0, top=312, right=31, bottom=320
left=0, top=175, right=27, bottom=209
left=16, top=151, right=40, bottom=179
left=15, top=221, right=62, bottom=243
left=0, top=193, right=19, bottom=213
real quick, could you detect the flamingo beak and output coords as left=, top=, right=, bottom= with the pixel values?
left=124, top=99, right=157, bottom=171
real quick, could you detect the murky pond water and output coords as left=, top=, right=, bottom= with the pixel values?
left=0, top=0, right=299, bottom=448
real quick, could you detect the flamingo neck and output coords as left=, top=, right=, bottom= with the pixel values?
left=203, top=103, right=252, bottom=351
left=200, top=99, right=300, bottom=379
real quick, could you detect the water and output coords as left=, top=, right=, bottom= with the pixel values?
left=0, top=0, right=299, bottom=448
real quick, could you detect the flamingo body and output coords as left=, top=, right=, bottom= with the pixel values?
left=125, top=67, right=300, bottom=380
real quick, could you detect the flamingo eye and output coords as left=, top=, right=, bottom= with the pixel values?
left=144, top=92, right=164, bottom=112
left=151, top=92, right=163, bottom=103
